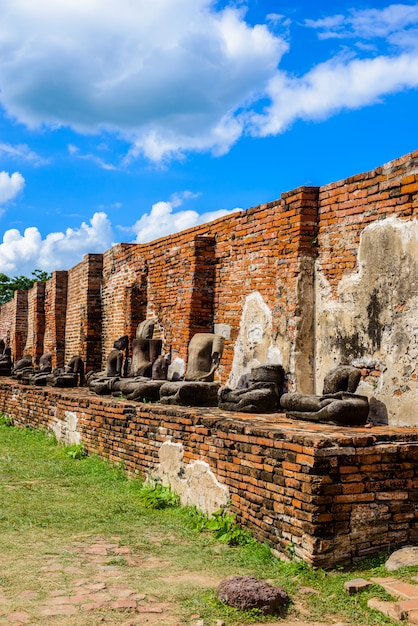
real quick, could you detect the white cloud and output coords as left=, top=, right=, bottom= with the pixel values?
left=131, top=193, right=240, bottom=243
left=305, top=3, right=418, bottom=42
left=0, top=0, right=285, bottom=161
left=0, top=212, right=113, bottom=276
left=250, top=51, right=418, bottom=137
left=0, top=2, right=417, bottom=162
left=0, top=143, right=49, bottom=166
left=0, top=171, right=25, bottom=205
left=0, top=195, right=241, bottom=275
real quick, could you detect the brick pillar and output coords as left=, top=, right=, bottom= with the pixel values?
left=44, top=271, right=68, bottom=368
left=65, top=254, right=103, bottom=372
left=24, top=281, right=46, bottom=364
left=12, top=290, right=28, bottom=361
left=280, top=186, right=319, bottom=393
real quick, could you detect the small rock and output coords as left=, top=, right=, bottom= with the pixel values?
left=217, top=576, right=288, bottom=615
left=385, top=546, right=418, bottom=571
left=343, top=578, right=372, bottom=595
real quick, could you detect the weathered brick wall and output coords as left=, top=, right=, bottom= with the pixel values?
left=318, top=152, right=418, bottom=292
left=1, top=380, right=417, bottom=568
left=65, top=254, right=103, bottom=370
left=44, top=271, right=68, bottom=368
left=101, top=244, right=146, bottom=364
left=0, top=150, right=417, bottom=422
left=24, top=282, right=46, bottom=364
left=0, top=299, right=16, bottom=351
left=314, top=150, right=418, bottom=424
left=0, top=291, right=28, bottom=361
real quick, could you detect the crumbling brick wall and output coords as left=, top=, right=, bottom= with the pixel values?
left=0, top=150, right=417, bottom=423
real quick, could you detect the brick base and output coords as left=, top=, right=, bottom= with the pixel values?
left=1, top=379, right=417, bottom=568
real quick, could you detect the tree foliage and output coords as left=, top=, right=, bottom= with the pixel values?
left=0, top=270, right=52, bottom=306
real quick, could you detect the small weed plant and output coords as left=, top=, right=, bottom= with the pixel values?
left=137, top=480, right=180, bottom=509
left=0, top=412, right=13, bottom=427
left=65, top=442, right=87, bottom=459
left=186, top=506, right=255, bottom=546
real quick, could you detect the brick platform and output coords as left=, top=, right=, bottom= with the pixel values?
left=1, top=379, right=417, bottom=568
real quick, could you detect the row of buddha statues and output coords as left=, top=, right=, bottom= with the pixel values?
left=0, top=324, right=370, bottom=426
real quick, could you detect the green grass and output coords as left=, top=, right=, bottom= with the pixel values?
left=0, top=419, right=416, bottom=625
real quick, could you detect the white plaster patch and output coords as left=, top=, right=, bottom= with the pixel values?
left=227, top=291, right=283, bottom=388
left=315, top=217, right=418, bottom=426
left=49, top=411, right=81, bottom=445
left=214, top=323, right=231, bottom=340
left=154, top=440, right=229, bottom=515
left=167, top=357, right=185, bottom=381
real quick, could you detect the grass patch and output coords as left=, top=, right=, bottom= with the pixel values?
left=0, top=419, right=415, bottom=625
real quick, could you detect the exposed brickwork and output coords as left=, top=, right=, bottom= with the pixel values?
left=24, top=282, right=46, bottom=364
left=0, top=290, right=28, bottom=361
left=65, top=254, right=103, bottom=370
left=44, top=271, right=68, bottom=368
left=317, top=150, right=418, bottom=293
left=0, top=379, right=417, bottom=568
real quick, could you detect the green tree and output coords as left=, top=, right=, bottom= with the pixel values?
left=0, top=271, right=52, bottom=306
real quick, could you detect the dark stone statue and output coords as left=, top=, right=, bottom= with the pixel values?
left=280, top=364, right=368, bottom=425
left=159, top=333, right=225, bottom=406
left=184, top=333, right=225, bottom=382
left=129, top=320, right=162, bottom=377
left=218, top=365, right=285, bottom=413
left=0, top=347, right=13, bottom=376
left=322, top=365, right=362, bottom=394
left=106, top=335, right=129, bottom=377
left=87, top=335, right=129, bottom=390
left=26, top=352, right=53, bottom=385
left=36, top=355, right=85, bottom=387
left=280, top=391, right=369, bottom=426
left=12, top=354, right=34, bottom=380
left=89, top=321, right=166, bottom=398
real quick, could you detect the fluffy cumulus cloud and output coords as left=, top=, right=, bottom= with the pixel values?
left=0, top=2, right=418, bottom=159
left=251, top=52, right=418, bottom=136
left=0, top=0, right=285, bottom=161
left=131, top=192, right=240, bottom=242
left=0, top=212, right=113, bottom=276
left=0, top=171, right=25, bottom=205
left=251, top=3, right=418, bottom=137
left=0, top=197, right=239, bottom=275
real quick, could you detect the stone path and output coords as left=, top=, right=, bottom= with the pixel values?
left=0, top=536, right=178, bottom=625
left=0, top=532, right=349, bottom=626
left=2, top=535, right=418, bottom=625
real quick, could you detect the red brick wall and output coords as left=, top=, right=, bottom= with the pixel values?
left=24, top=282, right=46, bottom=364
left=65, top=254, right=103, bottom=370
left=317, top=151, right=418, bottom=293
left=101, top=244, right=146, bottom=363
left=44, top=271, right=68, bottom=368
left=0, top=291, right=28, bottom=361
left=0, top=149, right=417, bottom=404
left=1, top=380, right=417, bottom=568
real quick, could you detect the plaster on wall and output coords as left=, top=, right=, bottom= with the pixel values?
left=227, top=291, right=284, bottom=388
left=154, top=440, right=229, bottom=515
left=49, top=410, right=81, bottom=445
left=316, top=217, right=418, bottom=426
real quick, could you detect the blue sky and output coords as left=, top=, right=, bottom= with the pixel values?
left=0, top=0, right=418, bottom=276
